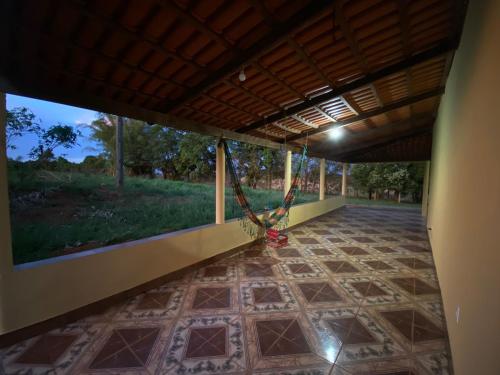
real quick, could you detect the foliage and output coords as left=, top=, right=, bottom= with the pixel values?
left=350, top=162, right=425, bottom=202
left=175, top=132, right=216, bottom=181
left=8, top=167, right=318, bottom=264
left=29, top=124, right=80, bottom=161
left=6, top=107, right=41, bottom=149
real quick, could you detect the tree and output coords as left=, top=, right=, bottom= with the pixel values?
left=6, top=107, right=41, bottom=149
left=175, top=132, right=216, bottom=181
left=29, top=124, right=80, bottom=162
left=350, top=162, right=425, bottom=202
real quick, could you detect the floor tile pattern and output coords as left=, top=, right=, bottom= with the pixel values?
left=0, top=206, right=453, bottom=374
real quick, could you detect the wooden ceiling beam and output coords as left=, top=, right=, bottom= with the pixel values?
left=237, top=39, right=457, bottom=133
left=284, top=87, right=444, bottom=142
left=66, top=0, right=203, bottom=70
left=313, top=115, right=433, bottom=159
left=335, top=0, right=382, bottom=128
left=290, top=114, right=319, bottom=129
left=273, top=122, right=301, bottom=134
left=314, top=106, right=337, bottom=122
left=159, top=0, right=333, bottom=112
left=253, top=0, right=372, bottom=130
left=0, top=71, right=300, bottom=153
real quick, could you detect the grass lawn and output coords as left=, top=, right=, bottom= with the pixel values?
left=345, top=197, right=421, bottom=209
left=8, top=168, right=318, bottom=264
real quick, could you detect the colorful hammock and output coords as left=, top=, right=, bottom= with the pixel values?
left=221, top=139, right=307, bottom=232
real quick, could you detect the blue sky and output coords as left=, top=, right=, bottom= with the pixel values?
left=7, top=94, right=101, bottom=163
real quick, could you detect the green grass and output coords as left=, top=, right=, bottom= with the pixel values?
left=345, top=197, right=420, bottom=209
left=8, top=168, right=318, bottom=264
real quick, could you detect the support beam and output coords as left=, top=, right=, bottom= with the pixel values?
left=319, top=158, right=326, bottom=200
left=422, top=161, right=431, bottom=217
left=215, top=142, right=225, bottom=224
left=284, top=150, right=292, bottom=197
left=0, top=75, right=301, bottom=153
left=115, top=116, right=124, bottom=188
left=285, top=88, right=444, bottom=142
left=342, top=163, right=348, bottom=197
left=237, top=40, right=456, bottom=133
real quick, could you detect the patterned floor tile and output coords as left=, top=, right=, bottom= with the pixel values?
left=337, top=277, right=407, bottom=305
left=1, top=206, right=452, bottom=375
left=307, top=308, right=406, bottom=364
left=71, top=319, right=172, bottom=374
left=322, top=260, right=362, bottom=275
left=240, top=262, right=281, bottom=280
left=114, top=284, right=185, bottom=321
left=245, top=312, right=330, bottom=370
left=160, top=315, right=245, bottom=374
left=183, top=283, right=239, bottom=315
left=279, top=260, right=327, bottom=280
left=1, top=323, right=103, bottom=375
left=292, top=281, right=352, bottom=309
left=240, top=280, right=299, bottom=313
left=194, top=263, right=237, bottom=282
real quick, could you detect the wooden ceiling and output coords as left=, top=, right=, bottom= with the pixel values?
left=0, top=0, right=467, bottom=162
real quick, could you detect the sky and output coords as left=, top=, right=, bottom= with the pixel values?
left=6, top=94, right=101, bottom=163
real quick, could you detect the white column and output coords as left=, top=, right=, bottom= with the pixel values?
left=215, top=142, right=225, bottom=224
left=341, top=163, right=348, bottom=197
left=284, top=150, right=292, bottom=197
left=422, top=161, right=431, bottom=217
left=0, top=92, right=13, bottom=274
left=319, top=158, right=326, bottom=200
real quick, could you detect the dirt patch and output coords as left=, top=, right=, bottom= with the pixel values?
left=12, top=190, right=90, bottom=225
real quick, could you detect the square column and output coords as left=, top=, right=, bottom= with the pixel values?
left=215, top=142, right=225, bottom=224
left=341, top=163, right=348, bottom=197
left=422, top=161, right=431, bottom=217
left=319, top=158, right=326, bottom=200
left=284, top=150, right=292, bottom=197
left=0, top=92, right=13, bottom=273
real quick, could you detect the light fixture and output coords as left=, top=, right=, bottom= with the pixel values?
left=329, top=127, right=344, bottom=140
left=238, top=69, right=246, bottom=82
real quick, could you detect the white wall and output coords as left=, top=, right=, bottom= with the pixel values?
left=427, top=0, right=500, bottom=373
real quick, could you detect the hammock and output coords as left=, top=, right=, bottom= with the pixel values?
left=221, top=139, right=307, bottom=232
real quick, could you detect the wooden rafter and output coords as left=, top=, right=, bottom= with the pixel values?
left=285, top=87, right=444, bottom=142
left=314, top=106, right=337, bottom=122
left=237, top=40, right=456, bottom=133
left=159, top=0, right=333, bottom=112
left=290, top=114, right=318, bottom=129
left=335, top=0, right=382, bottom=127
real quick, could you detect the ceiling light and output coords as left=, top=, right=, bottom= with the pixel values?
left=329, top=127, right=344, bottom=140
left=238, top=69, right=246, bottom=82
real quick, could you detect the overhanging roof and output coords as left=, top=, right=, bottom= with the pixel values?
left=0, top=0, right=467, bottom=162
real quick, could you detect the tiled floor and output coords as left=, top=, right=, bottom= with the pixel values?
left=0, top=206, right=453, bottom=374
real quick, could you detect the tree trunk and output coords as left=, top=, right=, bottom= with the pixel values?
left=115, top=116, right=124, bottom=188
left=397, top=191, right=401, bottom=203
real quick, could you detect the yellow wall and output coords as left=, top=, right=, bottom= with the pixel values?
left=427, top=1, right=500, bottom=374
left=0, top=119, right=344, bottom=334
